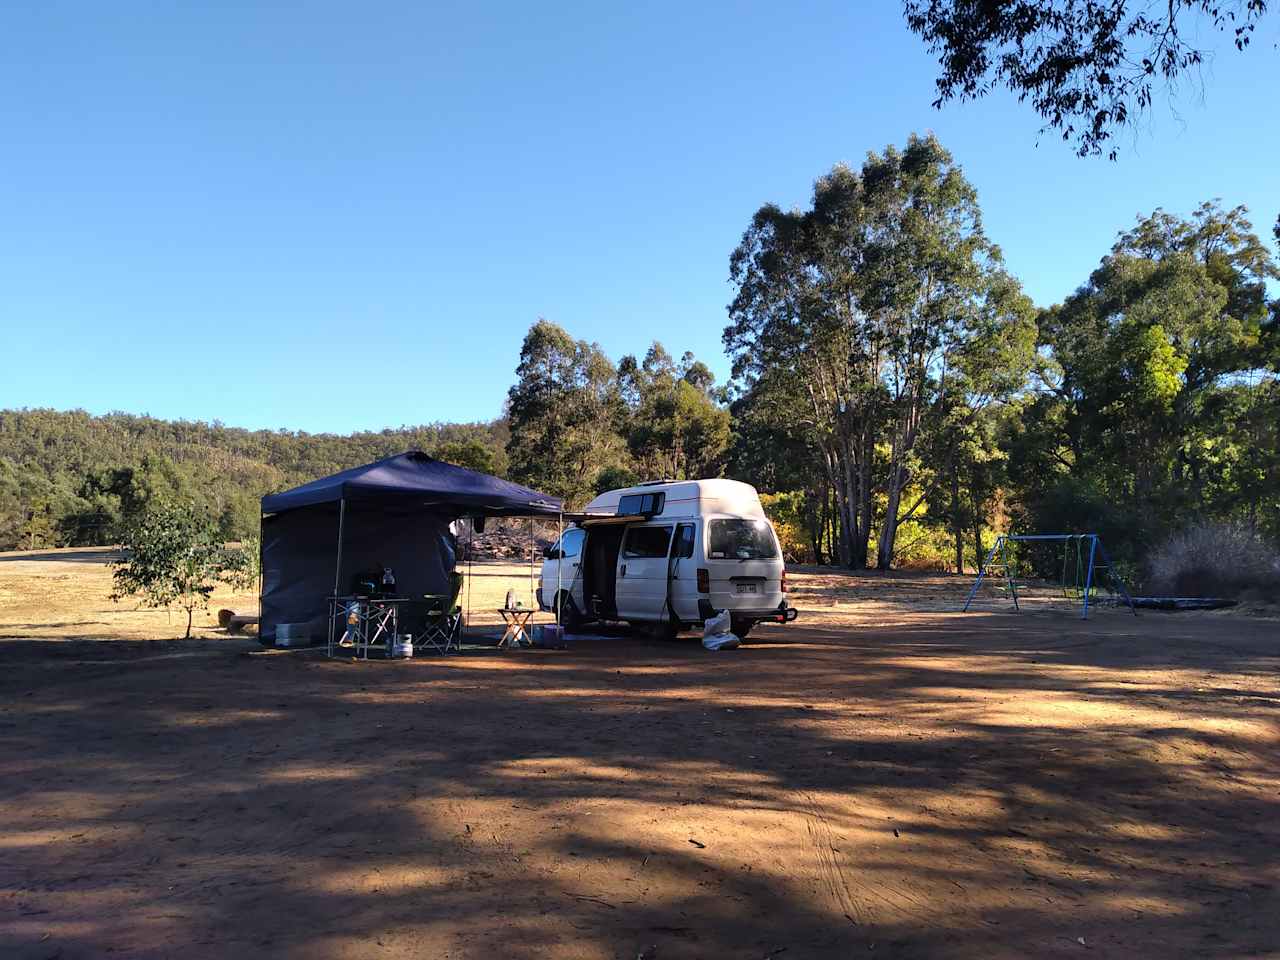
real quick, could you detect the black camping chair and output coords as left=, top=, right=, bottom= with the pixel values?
left=421, top=572, right=464, bottom=653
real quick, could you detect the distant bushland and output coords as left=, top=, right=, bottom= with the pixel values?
left=0, top=408, right=508, bottom=550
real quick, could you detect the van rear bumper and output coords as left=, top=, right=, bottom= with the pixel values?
left=698, top=598, right=797, bottom=625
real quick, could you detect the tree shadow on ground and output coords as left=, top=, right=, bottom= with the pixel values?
left=0, top=549, right=123, bottom=564
left=1, top=610, right=1278, bottom=959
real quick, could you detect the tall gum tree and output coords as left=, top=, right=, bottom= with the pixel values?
left=859, top=137, right=1034, bottom=568
left=725, top=166, right=880, bottom=567
left=505, top=320, right=626, bottom=507
left=726, top=135, right=1034, bottom=569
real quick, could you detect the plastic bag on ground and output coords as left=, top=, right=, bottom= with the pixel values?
left=702, top=609, right=739, bottom=650
left=703, top=609, right=731, bottom=636
left=702, top=632, right=741, bottom=651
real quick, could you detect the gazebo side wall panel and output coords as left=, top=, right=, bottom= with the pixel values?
left=260, top=502, right=454, bottom=642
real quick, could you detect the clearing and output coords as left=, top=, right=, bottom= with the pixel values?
left=1, top=549, right=1278, bottom=958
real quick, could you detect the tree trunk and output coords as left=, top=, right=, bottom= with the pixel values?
left=876, top=386, right=926, bottom=571
left=876, top=425, right=908, bottom=570
left=848, top=430, right=874, bottom=569
left=828, top=486, right=839, bottom=565
left=951, top=459, right=964, bottom=575
left=833, top=453, right=856, bottom=568
left=808, top=487, right=827, bottom=565
left=876, top=475, right=903, bottom=570
left=184, top=606, right=193, bottom=640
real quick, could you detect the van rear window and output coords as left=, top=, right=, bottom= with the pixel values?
left=708, top=519, right=778, bottom=560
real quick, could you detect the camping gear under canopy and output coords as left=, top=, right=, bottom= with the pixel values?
left=259, top=451, right=563, bottom=642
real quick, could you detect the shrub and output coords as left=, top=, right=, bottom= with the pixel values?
left=1147, top=522, right=1280, bottom=601
left=111, top=500, right=258, bottom=638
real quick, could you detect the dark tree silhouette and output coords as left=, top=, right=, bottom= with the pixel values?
left=904, top=0, right=1272, bottom=158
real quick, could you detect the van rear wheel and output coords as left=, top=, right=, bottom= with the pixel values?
left=730, top=616, right=753, bottom=640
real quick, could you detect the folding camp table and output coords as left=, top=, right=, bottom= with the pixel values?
left=327, top=596, right=409, bottom=659
left=497, top=607, right=535, bottom=648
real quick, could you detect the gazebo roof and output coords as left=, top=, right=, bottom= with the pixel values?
left=261, top=451, right=564, bottom=517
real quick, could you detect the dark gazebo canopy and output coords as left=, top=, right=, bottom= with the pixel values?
left=261, top=450, right=564, bottom=517
left=258, top=451, right=563, bottom=642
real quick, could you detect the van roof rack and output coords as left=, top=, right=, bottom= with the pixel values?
left=635, top=479, right=676, bottom=486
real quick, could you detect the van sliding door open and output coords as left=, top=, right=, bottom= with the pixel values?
left=614, top=525, right=673, bottom=622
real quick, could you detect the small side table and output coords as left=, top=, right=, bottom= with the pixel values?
left=497, top=607, right=535, bottom=648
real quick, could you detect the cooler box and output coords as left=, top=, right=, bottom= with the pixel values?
left=532, top=624, right=566, bottom=649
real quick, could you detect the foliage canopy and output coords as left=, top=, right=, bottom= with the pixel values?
left=904, top=0, right=1273, bottom=158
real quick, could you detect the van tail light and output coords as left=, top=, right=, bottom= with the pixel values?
left=696, top=568, right=710, bottom=593
left=781, top=567, right=788, bottom=594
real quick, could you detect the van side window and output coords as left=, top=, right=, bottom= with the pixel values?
left=618, top=492, right=666, bottom=516
left=557, top=528, right=584, bottom=559
left=674, top=523, right=695, bottom=559
left=622, top=525, right=673, bottom=559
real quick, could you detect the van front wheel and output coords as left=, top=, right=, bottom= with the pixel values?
left=554, top=591, right=583, bottom=631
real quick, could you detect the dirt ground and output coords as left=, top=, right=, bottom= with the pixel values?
left=2, top=551, right=1279, bottom=959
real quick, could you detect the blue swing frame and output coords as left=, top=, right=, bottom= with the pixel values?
left=962, top=533, right=1137, bottom=620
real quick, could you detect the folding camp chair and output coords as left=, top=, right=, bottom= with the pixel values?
left=421, top=572, right=464, bottom=653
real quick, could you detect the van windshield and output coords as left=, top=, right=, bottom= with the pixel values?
left=708, top=519, right=778, bottom=560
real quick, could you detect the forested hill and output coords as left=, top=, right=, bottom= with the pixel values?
left=0, top=408, right=507, bottom=550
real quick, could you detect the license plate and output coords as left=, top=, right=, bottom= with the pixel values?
left=736, top=582, right=758, bottom=594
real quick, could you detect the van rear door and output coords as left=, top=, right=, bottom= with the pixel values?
left=705, top=518, right=784, bottom=611
left=614, top=524, right=673, bottom=622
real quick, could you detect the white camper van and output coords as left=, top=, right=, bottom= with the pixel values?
left=537, top=479, right=797, bottom=638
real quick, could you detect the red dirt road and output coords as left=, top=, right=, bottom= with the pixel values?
left=2, top=570, right=1279, bottom=959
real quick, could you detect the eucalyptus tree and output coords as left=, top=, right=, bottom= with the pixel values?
left=905, top=0, right=1274, bottom=159
left=728, top=384, right=844, bottom=564
left=505, top=320, right=626, bottom=507
left=726, top=135, right=1033, bottom=568
left=1040, top=204, right=1277, bottom=517
left=859, top=136, right=1036, bottom=568
left=725, top=162, right=880, bottom=566
left=1019, top=201, right=1280, bottom=549
left=617, top=343, right=731, bottom=482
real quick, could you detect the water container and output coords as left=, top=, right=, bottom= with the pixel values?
left=389, top=634, right=413, bottom=659
left=276, top=623, right=311, bottom=648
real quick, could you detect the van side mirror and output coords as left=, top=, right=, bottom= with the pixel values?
left=543, top=546, right=557, bottom=559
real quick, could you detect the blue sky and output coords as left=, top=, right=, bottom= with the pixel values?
left=2, top=1, right=1276, bottom=434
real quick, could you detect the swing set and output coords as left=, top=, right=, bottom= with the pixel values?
left=962, top=533, right=1137, bottom=620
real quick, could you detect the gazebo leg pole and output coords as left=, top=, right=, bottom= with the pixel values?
left=529, top=516, right=535, bottom=607
left=329, top=498, right=346, bottom=659
left=466, top=517, right=473, bottom=641
left=332, top=498, right=346, bottom=596
left=257, top=513, right=264, bottom=620
left=556, top=511, right=562, bottom=628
